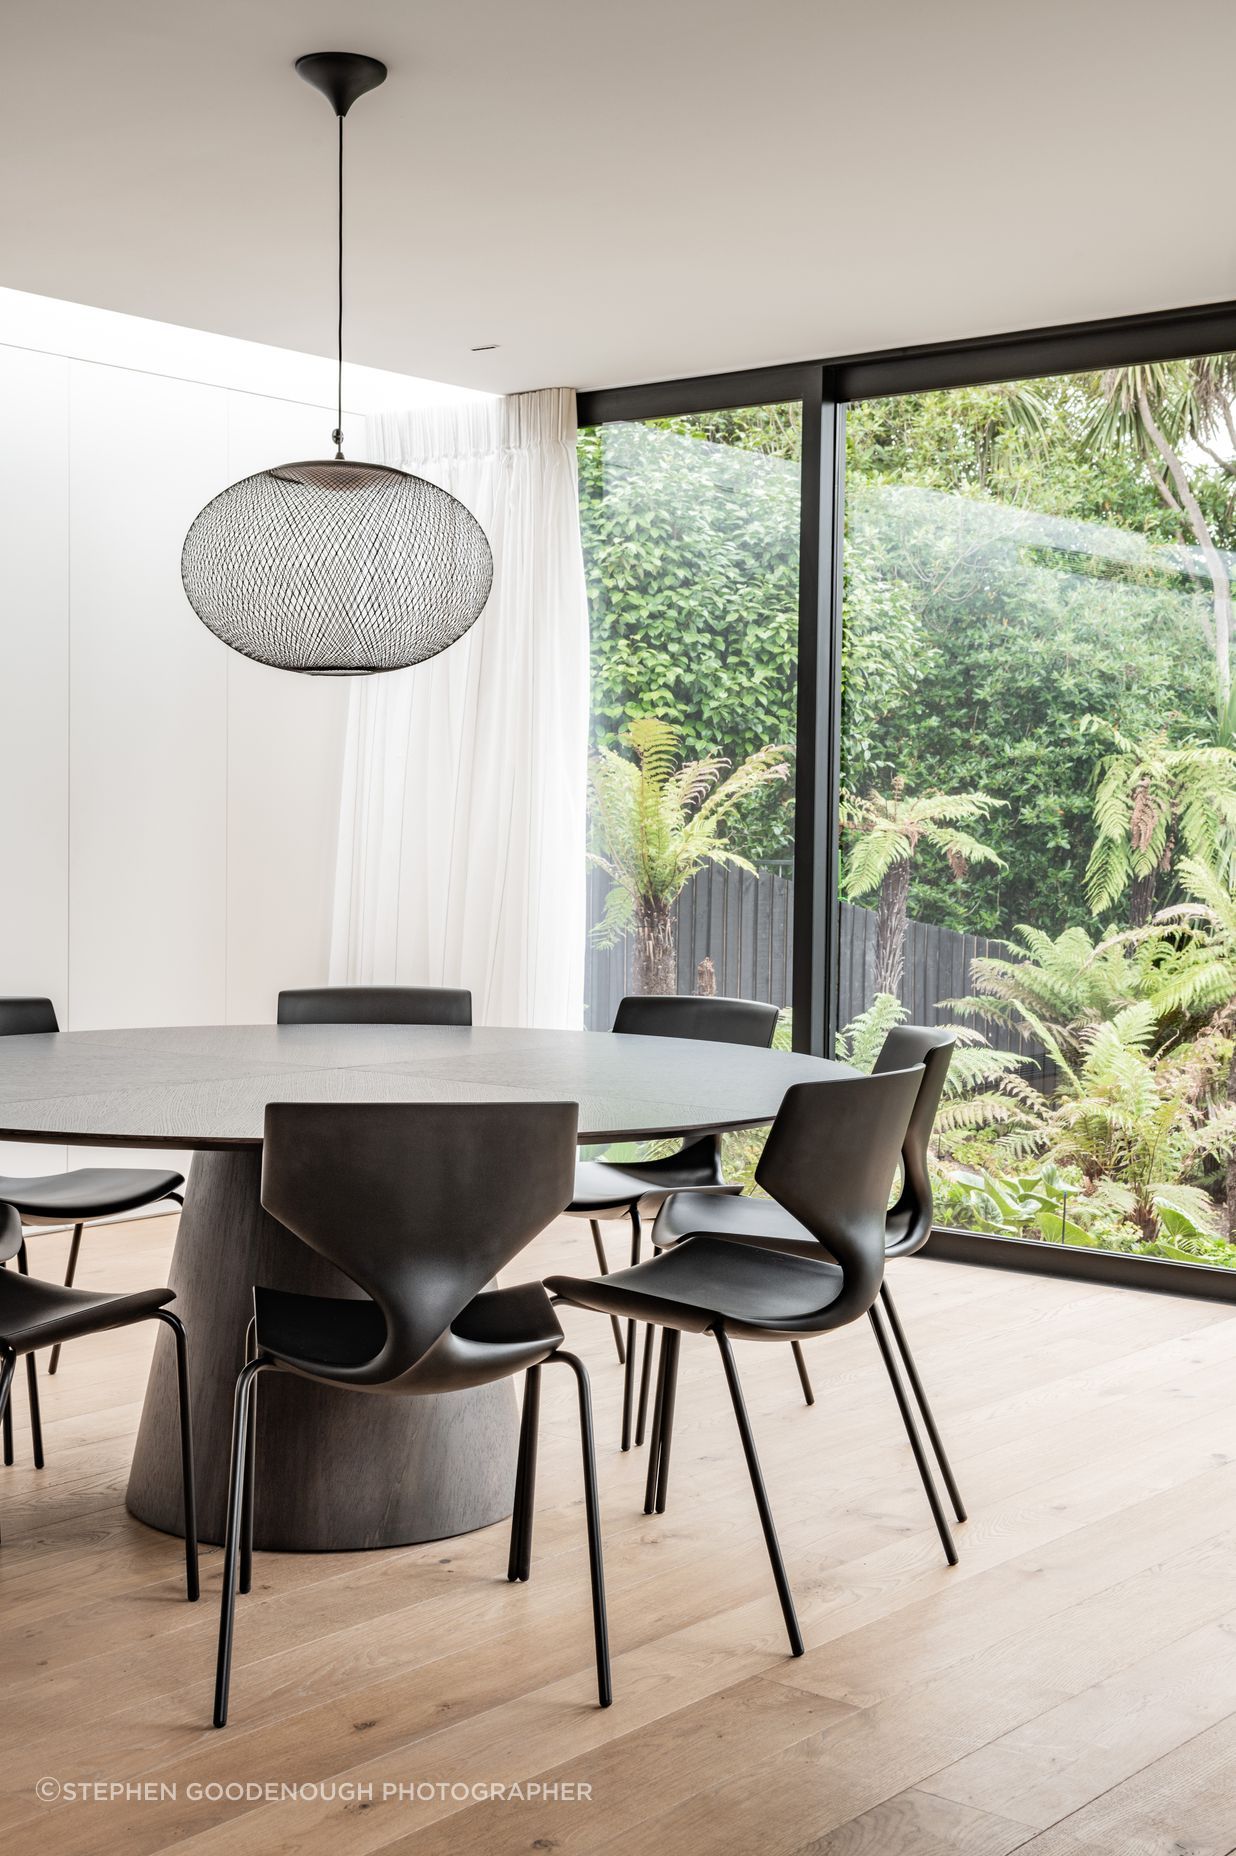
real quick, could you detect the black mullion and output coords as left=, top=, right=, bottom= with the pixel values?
left=791, top=372, right=844, bottom=1057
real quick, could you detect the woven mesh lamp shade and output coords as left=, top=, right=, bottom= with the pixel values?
left=181, top=458, right=493, bottom=675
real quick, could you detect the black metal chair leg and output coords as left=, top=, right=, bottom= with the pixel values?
left=14, top=1244, right=43, bottom=1468
left=620, top=1205, right=642, bottom=1452
left=48, top=1223, right=83, bottom=1376
left=880, top=1282, right=966, bottom=1522
left=2, top=1260, right=13, bottom=1467
left=240, top=1317, right=258, bottom=1594
left=589, top=1220, right=626, bottom=1364
left=0, top=1351, right=13, bottom=1534
left=213, top=1356, right=268, bottom=1728
left=546, top=1350, right=612, bottom=1707
left=645, top=1327, right=682, bottom=1514
left=634, top=1322, right=655, bottom=1446
left=152, top=1309, right=199, bottom=1601
left=654, top=1329, right=680, bottom=1515
left=24, top=1354, right=43, bottom=1470
left=790, top=1340, right=815, bottom=1407
left=714, top=1328, right=804, bottom=1657
left=643, top=1328, right=669, bottom=1514
left=868, top=1303, right=958, bottom=1567
left=507, top=1362, right=541, bottom=1582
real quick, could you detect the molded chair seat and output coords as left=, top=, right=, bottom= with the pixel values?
left=452, top=1281, right=565, bottom=1352
left=253, top=1287, right=386, bottom=1372
left=0, top=1168, right=185, bottom=1224
left=548, top=1239, right=843, bottom=1340
left=252, top=1280, right=565, bottom=1379
left=0, top=1271, right=173, bottom=1353
left=569, top=1154, right=740, bottom=1216
left=653, top=1189, right=816, bottom=1257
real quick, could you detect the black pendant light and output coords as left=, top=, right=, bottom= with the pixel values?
left=181, top=52, right=493, bottom=675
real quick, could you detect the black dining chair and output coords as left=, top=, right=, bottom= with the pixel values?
left=546, top=1066, right=957, bottom=1660
left=276, top=984, right=473, bottom=1026
left=0, top=998, right=184, bottom=1410
left=648, top=1026, right=965, bottom=1524
left=0, top=1199, right=197, bottom=1596
left=567, top=993, right=779, bottom=1450
left=212, top=1099, right=610, bottom=1728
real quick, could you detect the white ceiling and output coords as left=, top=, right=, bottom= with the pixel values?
left=4, top=0, right=1236, bottom=397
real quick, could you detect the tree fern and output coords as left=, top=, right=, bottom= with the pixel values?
left=588, top=717, right=790, bottom=993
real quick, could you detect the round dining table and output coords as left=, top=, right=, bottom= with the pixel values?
left=0, top=1021, right=849, bottom=1550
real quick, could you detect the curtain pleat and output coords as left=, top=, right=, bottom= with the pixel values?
left=328, top=388, right=589, bottom=1028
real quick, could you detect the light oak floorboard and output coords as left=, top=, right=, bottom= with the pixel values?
left=3, top=1213, right=1236, bottom=1856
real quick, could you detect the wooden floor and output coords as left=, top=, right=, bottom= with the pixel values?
left=4, top=1213, right=1236, bottom=1856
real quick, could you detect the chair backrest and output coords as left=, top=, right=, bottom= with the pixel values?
left=612, top=994, right=778, bottom=1049
left=0, top=998, right=59, bottom=1036
left=260, top=1100, right=578, bottom=1386
left=872, top=1025, right=956, bottom=1256
left=0, top=1202, right=22, bottom=1263
left=755, top=1066, right=923, bottom=1327
left=277, top=985, right=472, bottom=1027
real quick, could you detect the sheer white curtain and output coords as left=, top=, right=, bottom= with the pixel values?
left=328, top=388, right=589, bottom=1026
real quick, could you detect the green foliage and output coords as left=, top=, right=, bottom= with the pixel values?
left=948, top=921, right=1172, bottom=1070
left=841, top=781, right=1005, bottom=904
left=834, top=993, right=906, bottom=1071
left=963, top=1001, right=1236, bottom=1242
left=934, top=1159, right=1236, bottom=1268
left=833, top=992, right=1045, bottom=1158
left=588, top=717, right=790, bottom=945
left=845, top=379, right=1220, bottom=935
left=578, top=419, right=800, bottom=862
left=934, top=1161, right=1093, bottom=1246
left=1082, top=719, right=1236, bottom=916
left=839, top=550, right=928, bottom=800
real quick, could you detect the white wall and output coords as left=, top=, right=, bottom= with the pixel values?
left=0, top=289, right=486, bottom=1180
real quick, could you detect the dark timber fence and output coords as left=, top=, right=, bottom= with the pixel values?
left=585, top=861, right=1044, bottom=1068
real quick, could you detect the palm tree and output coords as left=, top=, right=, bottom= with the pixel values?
left=1082, top=718, right=1236, bottom=926
left=842, top=778, right=1005, bottom=996
left=1082, top=356, right=1236, bottom=710
left=588, top=717, right=789, bottom=995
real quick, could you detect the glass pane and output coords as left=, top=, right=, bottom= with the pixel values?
left=842, top=362, right=1236, bottom=1270
left=577, top=407, right=801, bottom=1175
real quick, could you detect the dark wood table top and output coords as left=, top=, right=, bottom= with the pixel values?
left=0, top=1022, right=853, bottom=1150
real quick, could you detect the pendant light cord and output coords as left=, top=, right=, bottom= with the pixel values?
left=333, top=110, right=344, bottom=459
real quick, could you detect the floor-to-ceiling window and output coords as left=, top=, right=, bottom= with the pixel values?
left=841, top=359, right=1236, bottom=1270
left=578, top=407, right=802, bottom=1024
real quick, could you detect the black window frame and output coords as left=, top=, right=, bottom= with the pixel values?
left=577, top=297, right=1236, bottom=1303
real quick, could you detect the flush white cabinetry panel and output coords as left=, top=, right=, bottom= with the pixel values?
left=68, top=362, right=229, bottom=1032
left=0, top=346, right=70, bottom=1174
